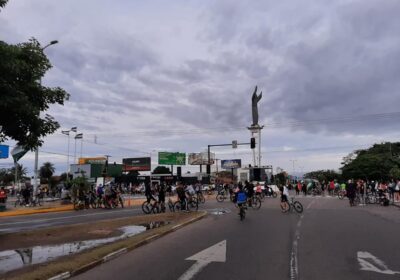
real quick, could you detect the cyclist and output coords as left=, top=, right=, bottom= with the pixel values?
left=235, top=184, right=247, bottom=215
left=176, top=183, right=187, bottom=211
left=185, top=184, right=195, bottom=202
left=145, top=182, right=156, bottom=203
left=245, top=181, right=254, bottom=205
left=279, top=184, right=289, bottom=209
left=158, top=183, right=166, bottom=211
left=346, top=179, right=356, bottom=206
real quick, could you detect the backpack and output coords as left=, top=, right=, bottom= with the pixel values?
left=237, top=192, right=247, bottom=203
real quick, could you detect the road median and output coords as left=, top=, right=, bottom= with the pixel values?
left=0, top=197, right=147, bottom=218
left=3, top=211, right=207, bottom=280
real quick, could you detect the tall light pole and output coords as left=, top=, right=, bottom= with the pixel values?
left=290, top=159, right=297, bottom=182
left=74, top=133, right=83, bottom=164
left=33, top=40, right=59, bottom=195
left=61, top=130, right=71, bottom=177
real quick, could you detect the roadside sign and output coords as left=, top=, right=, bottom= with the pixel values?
left=188, top=152, right=215, bottom=165
left=158, top=152, right=186, bottom=165
left=0, top=145, right=9, bottom=159
left=78, top=157, right=106, bottom=164
left=123, top=157, right=151, bottom=171
left=221, top=159, right=242, bottom=169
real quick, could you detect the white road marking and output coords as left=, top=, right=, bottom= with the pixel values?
left=357, top=251, right=400, bottom=275
left=290, top=199, right=315, bottom=280
left=178, top=240, right=226, bottom=280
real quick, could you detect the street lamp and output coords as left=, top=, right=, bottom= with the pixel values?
left=33, top=40, right=59, bottom=195
left=62, top=126, right=77, bottom=180
left=74, top=132, right=83, bottom=164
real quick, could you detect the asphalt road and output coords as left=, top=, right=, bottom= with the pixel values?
left=70, top=196, right=400, bottom=280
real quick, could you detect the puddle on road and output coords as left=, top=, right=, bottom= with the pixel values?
left=0, top=223, right=167, bottom=274
left=209, top=208, right=232, bottom=215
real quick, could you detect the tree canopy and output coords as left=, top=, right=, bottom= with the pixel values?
left=0, top=37, right=69, bottom=150
left=152, top=166, right=171, bottom=174
left=40, top=162, right=55, bottom=180
left=303, top=170, right=341, bottom=182
left=341, top=142, right=400, bottom=181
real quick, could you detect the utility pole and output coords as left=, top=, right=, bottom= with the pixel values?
left=33, top=40, right=59, bottom=196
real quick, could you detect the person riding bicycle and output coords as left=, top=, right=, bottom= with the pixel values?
left=245, top=181, right=254, bottom=205
left=145, top=182, right=156, bottom=203
left=185, top=184, right=195, bottom=202
left=279, top=184, right=289, bottom=208
left=158, top=183, right=166, bottom=205
left=346, top=179, right=356, bottom=206
left=235, top=184, right=247, bottom=215
left=176, top=183, right=187, bottom=210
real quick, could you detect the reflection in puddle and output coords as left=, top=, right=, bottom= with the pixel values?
left=210, top=208, right=232, bottom=215
left=141, top=221, right=170, bottom=230
left=0, top=225, right=146, bottom=274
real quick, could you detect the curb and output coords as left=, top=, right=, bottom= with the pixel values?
left=0, top=198, right=147, bottom=218
left=53, top=211, right=208, bottom=280
left=47, top=272, right=70, bottom=280
left=0, top=205, right=74, bottom=217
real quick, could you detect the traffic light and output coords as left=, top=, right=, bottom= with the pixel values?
left=250, top=137, right=256, bottom=149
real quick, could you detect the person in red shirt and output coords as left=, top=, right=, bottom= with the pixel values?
left=329, top=181, right=335, bottom=196
left=0, top=187, right=7, bottom=203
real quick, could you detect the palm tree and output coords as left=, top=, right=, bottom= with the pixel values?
left=9, top=164, right=28, bottom=183
left=40, top=162, right=55, bottom=181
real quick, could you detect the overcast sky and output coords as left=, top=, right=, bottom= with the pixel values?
left=1, top=0, right=400, bottom=176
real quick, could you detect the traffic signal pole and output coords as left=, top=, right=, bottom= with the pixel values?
left=207, top=142, right=251, bottom=175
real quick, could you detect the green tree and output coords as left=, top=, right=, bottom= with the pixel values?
left=275, top=171, right=288, bottom=185
left=303, top=170, right=341, bottom=182
left=341, top=142, right=400, bottom=181
left=0, top=0, right=8, bottom=10
left=0, top=38, right=69, bottom=150
left=39, top=162, right=55, bottom=182
left=152, top=166, right=171, bottom=174
left=9, top=164, right=28, bottom=183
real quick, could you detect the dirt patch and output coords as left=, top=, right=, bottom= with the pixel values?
left=0, top=212, right=185, bottom=251
left=0, top=211, right=206, bottom=280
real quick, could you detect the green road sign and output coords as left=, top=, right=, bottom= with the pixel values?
left=158, top=152, right=186, bottom=165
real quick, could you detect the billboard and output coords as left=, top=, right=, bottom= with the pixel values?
left=123, top=157, right=151, bottom=171
left=158, top=152, right=186, bottom=165
left=70, top=164, right=92, bottom=178
left=188, top=152, right=215, bottom=165
left=221, top=159, right=242, bottom=169
left=78, top=157, right=106, bottom=164
left=0, top=145, right=9, bottom=159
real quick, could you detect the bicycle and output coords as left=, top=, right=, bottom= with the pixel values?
left=14, top=194, right=26, bottom=207
left=174, top=195, right=198, bottom=211
left=281, top=197, right=303, bottom=213
left=142, top=199, right=161, bottom=214
left=216, top=190, right=228, bottom=202
left=196, top=191, right=206, bottom=204
left=248, top=195, right=262, bottom=210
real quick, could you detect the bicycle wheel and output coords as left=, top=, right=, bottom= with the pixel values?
left=119, top=197, right=124, bottom=208
left=280, top=202, right=290, bottom=213
left=174, top=201, right=184, bottom=211
left=293, top=201, right=303, bottom=213
left=141, top=201, right=151, bottom=214
left=188, top=197, right=199, bottom=211
left=240, top=206, right=245, bottom=221
left=216, top=194, right=225, bottom=202
left=272, top=192, right=277, bottom=198
left=151, top=204, right=160, bottom=214
left=168, top=200, right=175, bottom=212
left=199, top=194, right=205, bottom=204
left=251, top=197, right=262, bottom=210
